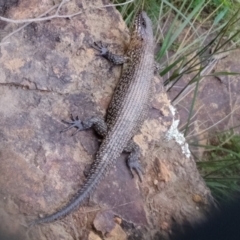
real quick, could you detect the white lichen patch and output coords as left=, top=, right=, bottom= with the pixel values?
left=169, top=105, right=176, bottom=116
left=166, top=119, right=191, bottom=158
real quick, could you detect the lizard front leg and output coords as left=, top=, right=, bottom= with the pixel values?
left=91, top=41, right=128, bottom=65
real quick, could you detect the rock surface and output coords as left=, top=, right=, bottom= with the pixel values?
left=0, top=0, right=212, bottom=239
left=169, top=48, right=240, bottom=159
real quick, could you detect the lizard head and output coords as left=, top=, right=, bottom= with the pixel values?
left=132, top=11, right=153, bottom=41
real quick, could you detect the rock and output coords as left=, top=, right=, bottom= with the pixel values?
left=88, top=231, right=102, bottom=240
left=0, top=0, right=212, bottom=239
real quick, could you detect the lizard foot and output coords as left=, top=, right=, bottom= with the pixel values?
left=60, top=114, right=84, bottom=136
left=127, top=158, right=144, bottom=182
left=91, top=41, right=108, bottom=57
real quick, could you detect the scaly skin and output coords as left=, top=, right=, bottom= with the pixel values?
left=32, top=11, right=155, bottom=225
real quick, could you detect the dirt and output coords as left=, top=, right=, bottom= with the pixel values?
left=0, top=0, right=212, bottom=239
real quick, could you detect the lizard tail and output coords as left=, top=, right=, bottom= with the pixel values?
left=30, top=141, right=119, bottom=226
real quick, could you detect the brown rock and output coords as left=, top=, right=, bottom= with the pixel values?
left=105, top=224, right=127, bottom=240
left=93, top=210, right=116, bottom=236
left=89, top=231, right=102, bottom=240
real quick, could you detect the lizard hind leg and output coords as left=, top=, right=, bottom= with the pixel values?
left=61, top=115, right=108, bottom=137
left=124, top=141, right=144, bottom=182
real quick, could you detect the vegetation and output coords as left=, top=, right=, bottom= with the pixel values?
left=194, top=131, right=240, bottom=201
left=113, top=0, right=240, bottom=201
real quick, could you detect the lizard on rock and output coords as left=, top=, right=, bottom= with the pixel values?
left=32, top=10, right=155, bottom=225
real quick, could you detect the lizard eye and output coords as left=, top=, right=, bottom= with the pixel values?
left=141, top=19, right=146, bottom=28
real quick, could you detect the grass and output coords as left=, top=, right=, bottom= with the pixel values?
left=193, top=131, right=240, bottom=202
left=113, top=0, right=240, bottom=201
